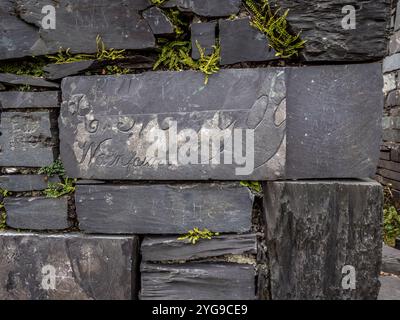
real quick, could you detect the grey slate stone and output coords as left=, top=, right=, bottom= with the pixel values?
left=0, top=232, right=138, bottom=300
left=75, top=183, right=253, bottom=234
left=0, top=111, right=54, bottom=167
left=386, top=90, right=400, bottom=107
left=389, top=31, right=400, bottom=55
left=0, top=74, right=59, bottom=88
left=286, top=64, right=383, bottom=179
left=263, top=179, right=383, bottom=300
left=395, top=1, right=400, bottom=31
left=143, top=6, right=174, bottom=36
left=382, top=245, right=400, bottom=276
left=163, top=0, right=241, bottom=17
left=5, top=197, right=70, bottom=230
left=191, top=22, right=216, bottom=60
left=0, top=175, right=60, bottom=192
left=140, top=263, right=256, bottom=300
left=384, top=54, right=400, bottom=73
left=0, top=91, right=59, bottom=109
left=270, top=0, right=390, bottom=61
left=219, top=18, right=277, bottom=65
left=43, top=61, right=96, bottom=80
left=141, top=234, right=257, bottom=262
left=378, top=276, right=400, bottom=300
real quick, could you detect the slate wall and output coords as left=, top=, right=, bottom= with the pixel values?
left=0, top=0, right=390, bottom=300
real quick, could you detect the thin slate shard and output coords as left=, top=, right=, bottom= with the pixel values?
left=0, top=91, right=59, bottom=109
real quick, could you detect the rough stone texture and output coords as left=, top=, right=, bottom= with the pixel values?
left=384, top=73, right=397, bottom=95
left=163, top=0, right=241, bottom=17
left=75, top=183, right=253, bottom=234
left=60, top=69, right=287, bottom=180
left=219, top=18, right=277, bottom=65
left=270, top=0, right=390, bottom=61
left=0, top=0, right=155, bottom=60
left=143, top=6, right=174, bottom=36
left=43, top=61, right=96, bottom=80
left=386, top=90, right=400, bottom=107
left=389, top=31, right=400, bottom=55
left=0, top=74, right=59, bottom=88
left=0, top=91, right=59, bottom=109
left=286, top=64, right=383, bottom=179
left=5, top=197, right=70, bottom=230
left=384, top=54, right=400, bottom=73
left=191, top=22, right=216, bottom=60
left=378, top=276, right=400, bottom=300
left=141, top=234, right=257, bottom=262
left=263, top=179, right=383, bottom=300
left=382, top=245, right=400, bottom=276
left=140, top=263, right=256, bottom=300
left=0, top=111, right=54, bottom=167
left=0, top=232, right=138, bottom=300
left=0, top=175, right=60, bottom=192
left=383, top=116, right=400, bottom=142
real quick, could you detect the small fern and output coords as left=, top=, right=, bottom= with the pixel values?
left=178, top=228, right=220, bottom=245
left=44, top=178, right=76, bottom=198
left=240, top=181, right=262, bottom=194
left=195, top=41, right=220, bottom=85
left=39, top=159, right=66, bottom=177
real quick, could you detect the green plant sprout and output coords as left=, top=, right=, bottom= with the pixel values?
left=38, top=159, right=66, bottom=177
left=178, top=228, right=220, bottom=245
left=195, top=41, right=220, bottom=85
left=244, top=0, right=306, bottom=58
left=44, top=178, right=76, bottom=198
left=240, top=181, right=262, bottom=194
left=0, top=59, right=46, bottom=77
left=151, top=0, right=167, bottom=5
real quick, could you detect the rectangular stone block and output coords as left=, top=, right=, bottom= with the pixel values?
left=0, top=111, right=55, bottom=167
left=0, top=91, right=59, bottom=109
left=4, top=197, right=70, bottom=230
left=0, top=73, right=59, bottom=88
left=0, top=175, right=60, bottom=192
left=142, top=234, right=257, bottom=262
left=140, top=263, right=255, bottom=300
left=0, top=232, right=138, bottom=300
left=263, top=179, right=383, bottom=300
left=60, top=64, right=382, bottom=180
left=163, top=0, right=241, bottom=17
left=75, top=183, right=253, bottom=234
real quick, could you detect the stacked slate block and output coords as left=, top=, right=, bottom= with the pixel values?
left=0, top=0, right=391, bottom=300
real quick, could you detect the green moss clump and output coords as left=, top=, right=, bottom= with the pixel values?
left=0, top=189, right=9, bottom=231
left=0, top=59, right=46, bottom=77
left=38, top=159, right=66, bottom=177
left=240, top=181, right=262, bottom=194
left=150, top=0, right=167, bottom=5
left=178, top=228, right=220, bottom=245
left=44, top=178, right=76, bottom=198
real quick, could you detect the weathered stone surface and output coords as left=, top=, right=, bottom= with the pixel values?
left=0, top=111, right=54, bottom=167
left=43, top=61, right=96, bottom=80
left=0, top=0, right=155, bottom=60
left=191, top=22, right=216, bottom=60
left=378, top=276, right=400, bottom=300
left=140, top=263, right=255, bottom=300
left=389, top=31, right=400, bottom=55
left=219, top=18, right=277, bottom=65
left=270, top=0, right=390, bottom=61
left=0, top=175, right=60, bottom=192
left=60, top=69, right=286, bottom=180
left=286, top=64, right=383, bottom=179
left=383, top=73, right=397, bottom=96
left=263, top=179, right=383, bottom=300
left=382, top=245, right=400, bottom=276
left=143, top=6, right=174, bottom=36
left=386, top=90, right=400, bottom=108
left=0, top=74, right=59, bottom=88
left=142, top=234, right=257, bottom=262
left=75, top=183, right=253, bottom=234
left=0, top=91, right=59, bottom=109
left=0, top=232, right=138, bottom=300
left=5, top=197, right=69, bottom=230
left=384, top=54, right=400, bottom=73
left=163, top=0, right=241, bottom=17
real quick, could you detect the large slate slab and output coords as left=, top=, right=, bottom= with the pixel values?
left=0, top=232, right=138, bottom=300
left=0, top=74, right=59, bottom=88
left=163, top=0, right=241, bottom=17
left=269, top=0, right=390, bottom=61
left=4, top=197, right=70, bottom=230
left=140, top=263, right=255, bottom=300
left=75, top=183, right=253, bottom=234
left=378, top=276, right=400, bottom=300
left=286, top=64, right=383, bottom=179
left=0, top=91, right=59, bottom=109
left=0, top=111, right=54, bottom=167
left=142, top=234, right=257, bottom=262
left=60, top=69, right=286, bottom=180
left=263, top=179, right=383, bottom=300
left=0, top=175, right=60, bottom=192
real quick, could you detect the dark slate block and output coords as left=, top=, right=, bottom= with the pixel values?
left=384, top=54, right=400, bottom=73
left=219, top=18, right=277, bottom=65
left=141, top=234, right=257, bottom=262
left=191, top=22, right=216, bottom=60
left=163, top=0, right=241, bottom=17
left=382, top=245, right=400, bottom=276
left=43, top=61, right=96, bottom=80
left=5, top=197, right=70, bottom=230
left=0, top=232, right=138, bottom=300
left=0, top=91, right=59, bottom=109
left=0, top=74, right=59, bottom=88
left=143, top=6, right=174, bottom=36
left=0, top=111, right=54, bottom=167
left=286, top=64, right=383, bottom=179
left=378, top=276, right=400, bottom=300
left=0, top=175, right=60, bottom=192
left=140, top=263, right=255, bottom=300
left=75, top=183, right=253, bottom=234
left=263, top=179, right=383, bottom=300
left=60, top=69, right=287, bottom=180
left=270, top=0, right=390, bottom=61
